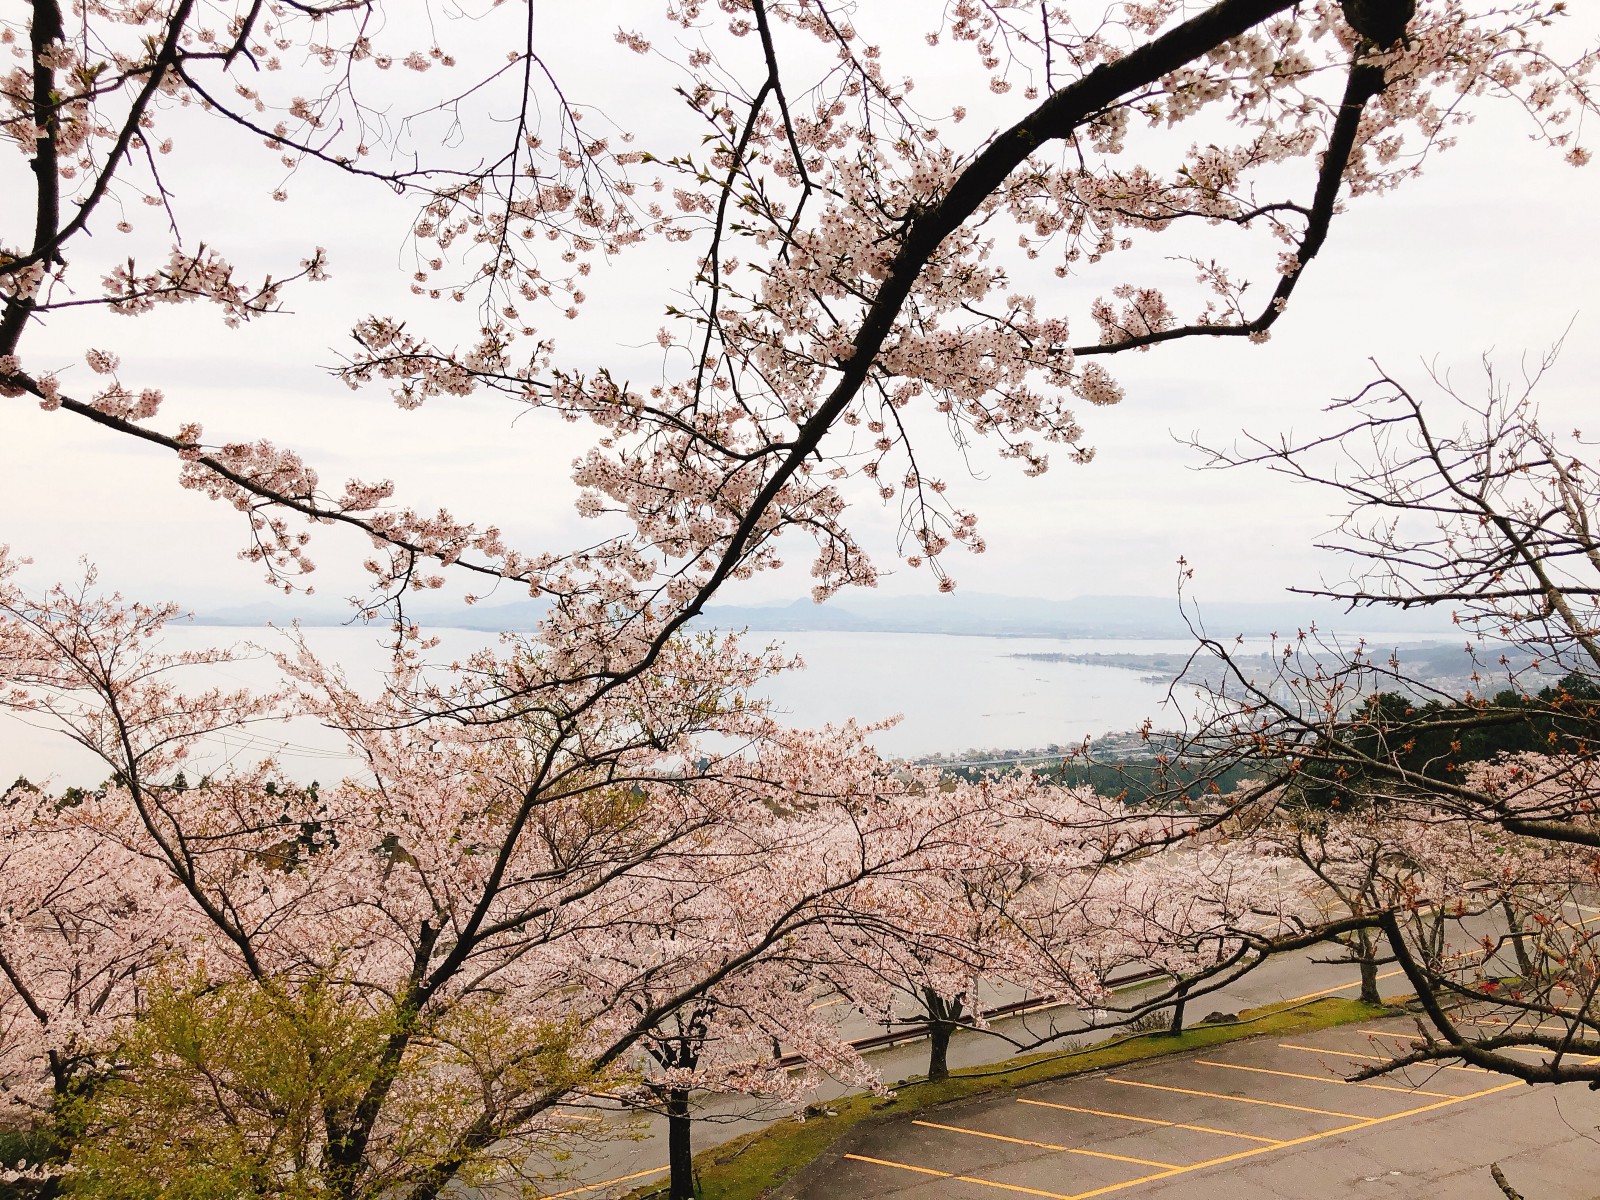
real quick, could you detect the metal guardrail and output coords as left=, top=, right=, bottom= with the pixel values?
left=774, top=965, right=1169, bottom=1068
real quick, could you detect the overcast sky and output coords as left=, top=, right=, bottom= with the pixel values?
left=5, top=3, right=1599, bottom=619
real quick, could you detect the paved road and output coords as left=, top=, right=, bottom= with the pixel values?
left=789, top=1016, right=1600, bottom=1200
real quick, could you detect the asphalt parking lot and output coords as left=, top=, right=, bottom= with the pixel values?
left=790, top=1018, right=1600, bottom=1199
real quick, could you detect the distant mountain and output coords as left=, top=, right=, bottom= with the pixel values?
left=192, top=601, right=350, bottom=627
left=695, top=592, right=1452, bottom=640
left=193, top=590, right=1453, bottom=640
left=1020, top=641, right=1548, bottom=696
left=406, top=599, right=549, bottom=631
left=195, top=598, right=550, bottom=630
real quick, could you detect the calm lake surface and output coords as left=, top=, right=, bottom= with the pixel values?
left=0, top=625, right=1431, bottom=784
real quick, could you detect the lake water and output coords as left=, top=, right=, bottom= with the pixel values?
left=764, top=631, right=1198, bottom=756
left=0, top=625, right=1432, bottom=785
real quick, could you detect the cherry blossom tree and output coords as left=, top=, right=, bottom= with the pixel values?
left=1159, top=361, right=1600, bottom=1083
left=0, top=776, right=187, bottom=1190
left=548, top=783, right=912, bottom=1200
left=803, top=775, right=1114, bottom=1081
left=1250, top=782, right=1583, bottom=1009
left=1008, top=829, right=1300, bottom=1038
left=625, top=997, right=804, bottom=1200
left=1264, top=798, right=1418, bottom=1005
left=809, top=780, right=1300, bottom=1071
left=603, top=947, right=871, bottom=1200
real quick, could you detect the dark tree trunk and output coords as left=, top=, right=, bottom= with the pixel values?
left=1502, top=900, right=1536, bottom=979
left=1426, top=915, right=1447, bottom=963
left=1358, top=952, right=1381, bottom=1006
left=1168, top=979, right=1189, bottom=1036
left=923, top=989, right=965, bottom=1081
left=927, top=1020, right=955, bottom=1082
left=667, top=1088, right=695, bottom=1200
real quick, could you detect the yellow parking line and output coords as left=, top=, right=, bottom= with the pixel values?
left=1277, top=969, right=1406, bottom=1006
left=1388, top=1036, right=1600, bottom=1068
left=1194, top=1058, right=1451, bottom=1098
left=1062, top=1079, right=1521, bottom=1200
left=539, top=1166, right=665, bottom=1198
left=913, top=1119, right=1180, bottom=1169
left=1471, top=1019, right=1595, bottom=1035
left=1501, top=1045, right=1600, bottom=1064
left=1017, top=1098, right=1282, bottom=1145
left=1356, top=1036, right=1555, bottom=1081
left=1266, top=944, right=1495, bottom=1008
left=843, top=1153, right=1077, bottom=1199
left=808, top=994, right=846, bottom=1011
left=854, top=1080, right=1521, bottom=1200
left=1106, top=1077, right=1365, bottom=1120
left=1280, top=1043, right=1488, bottom=1075
left=845, top=1154, right=954, bottom=1181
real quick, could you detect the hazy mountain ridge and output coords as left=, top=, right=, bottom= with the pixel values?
left=194, top=591, right=1453, bottom=639
left=1019, top=641, right=1545, bottom=698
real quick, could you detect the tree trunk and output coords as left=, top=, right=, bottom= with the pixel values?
left=667, top=1088, right=695, bottom=1200
left=923, top=988, right=965, bottom=1081
left=1425, top=913, right=1447, bottom=963
left=1168, top=979, right=1189, bottom=1036
left=1502, top=900, right=1536, bottom=979
left=1358, top=952, right=1380, bottom=1006
left=927, top=1020, right=955, bottom=1082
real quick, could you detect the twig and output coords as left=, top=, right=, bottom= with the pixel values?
left=1490, top=1162, right=1526, bottom=1200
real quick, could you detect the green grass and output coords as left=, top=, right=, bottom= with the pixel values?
left=628, top=996, right=1387, bottom=1200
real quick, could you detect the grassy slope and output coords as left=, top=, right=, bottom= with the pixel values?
left=628, top=996, right=1386, bottom=1200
